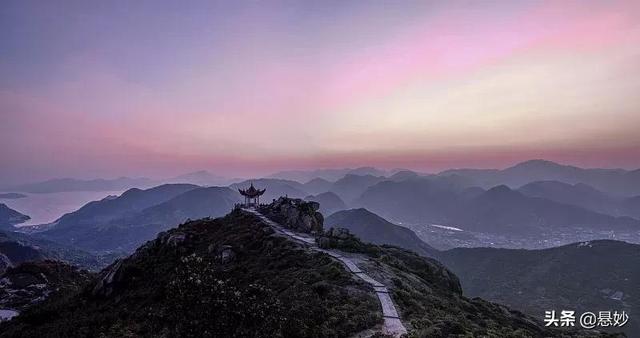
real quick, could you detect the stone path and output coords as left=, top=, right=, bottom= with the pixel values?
left=244, top=208, right=408, bottom=337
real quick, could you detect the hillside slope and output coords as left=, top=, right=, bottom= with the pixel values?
left=330, top=174, right=385, bottom=203
left=1, top=208, right=612, bottom=337
left=438, top=240, right=639, bottom=336
left=325, top=208, right=436, bottom=257
left=40, top=186, right=238, bottom=254
left=49, top=184, right=199, bottom=230
left=518, top=181, right=640, bottom=219
left=0, top=260, right=91, bottom=316
left=0, top=204, right=30, bottom=230
left=0, top=230, right=107, bottom=274
left=440, top=159, right=640, bottom=196
left=0, top=211, right=380, bottom=337
left=357, top=180, right=640, bottom=235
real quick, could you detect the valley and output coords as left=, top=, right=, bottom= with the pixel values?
left=403, top=221, right=640, bottom=250
left=1, top=160, right=639, bottom=336
left=1, top=190, right=126, bottom=227
left=4, top=3, right=639, bottom=336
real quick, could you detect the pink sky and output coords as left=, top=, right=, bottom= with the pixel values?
left=1, top=1, right=640, bottom=183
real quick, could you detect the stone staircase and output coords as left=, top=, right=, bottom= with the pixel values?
left=243, top=208, right=408, bottom=337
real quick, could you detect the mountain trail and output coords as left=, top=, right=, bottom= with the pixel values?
left=243, top=207, right=408, bottom=337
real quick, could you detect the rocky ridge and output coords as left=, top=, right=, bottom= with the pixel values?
left=258, top=197, right=324, bottom=234
left=0, top=199, right=619, bottom=337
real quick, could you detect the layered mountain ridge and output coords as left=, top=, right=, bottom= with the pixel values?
left=0, top=200, right=610, bottom=337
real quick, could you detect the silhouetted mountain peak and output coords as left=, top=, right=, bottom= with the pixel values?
left=325, top=208, right=437, bottom=257
left=304, top=177, right=332, bottom=185
left=483, top=184, right=520, bottom=198
left=342, top=173, right=379, bottom=179
left=120, top=187, right=143, bottom=197
left=308, top=191, right=344, bottom=202
left=168, top=170, right=228, bottom=186
left=331, top=208, right=381, bottom=222
left=389, top=170, right=419, bottom=181
left=509, top=159, right=564, bottom=170
left=347, top=167, right=387, bottom=177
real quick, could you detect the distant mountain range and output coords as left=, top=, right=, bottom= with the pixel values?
left=38, top=184, right=240, bottom=253
left=355, top=177, right=640, bottom=235
left=6, top=159, right=640, bottom=201
left=301, top=177, right=334, bottom=195
left=0, top=170, right=234, bottom=194
left=518, top=180, right=640, bottom=219
left=8, top=159, right=639, bottom=252
left=440, top=159, right=640, bottom=196
left=304, top=192, right=347, bottom=216
left=268, top=167, right=390, bottom=182
left=329, top=174, right=386, bottom=203
left=165, top=170, right=235, bottom=186
left=50, top=184, right=199, bottom=230
left=0, top=177, right=155, bottom=194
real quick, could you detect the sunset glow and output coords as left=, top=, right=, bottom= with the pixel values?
left=2, top=0, right=640, bottom=182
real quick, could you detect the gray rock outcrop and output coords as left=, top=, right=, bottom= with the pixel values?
left=259, top=197, right=323, bottom=234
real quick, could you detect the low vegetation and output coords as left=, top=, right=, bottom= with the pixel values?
left=0, top=210, right=380, bottom=337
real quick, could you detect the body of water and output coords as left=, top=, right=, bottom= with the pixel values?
left=1, top=190, right=125, bottom=226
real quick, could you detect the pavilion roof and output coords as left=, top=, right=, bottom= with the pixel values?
left=238, top=183, right=266, bottom=197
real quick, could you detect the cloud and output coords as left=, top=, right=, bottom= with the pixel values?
left=1, top=0, right=640, bottom=182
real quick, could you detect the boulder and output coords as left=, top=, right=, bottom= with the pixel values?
left=259, top=197, right=324, bottom=234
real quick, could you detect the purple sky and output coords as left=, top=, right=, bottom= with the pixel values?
left=2, top=0, right=640, bottom=183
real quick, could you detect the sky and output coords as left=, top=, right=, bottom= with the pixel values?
left=1, top=0, right=640, bottom=183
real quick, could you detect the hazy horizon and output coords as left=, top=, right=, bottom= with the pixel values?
left=2, top=158, right=639, bottom=187
left=2, top=1, right=640, bottom=184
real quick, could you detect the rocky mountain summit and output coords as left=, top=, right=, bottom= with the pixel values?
left=1, top=210, right=380, bottom=337
left=258, top=197, right=324, bottom=234
left=0, top=199, right=618, bottom=337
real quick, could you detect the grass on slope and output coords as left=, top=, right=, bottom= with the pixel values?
left=0, top=210, right=380, bottom=338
